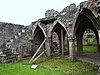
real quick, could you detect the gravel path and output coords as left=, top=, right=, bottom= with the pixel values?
left=76, top=53, right=100, bottom=66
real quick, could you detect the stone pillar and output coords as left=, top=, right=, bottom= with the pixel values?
left=77, top=36, right=83, bottom=54
left=61, top=29, right=64, bottom=56
left=68, top=38, right=76, bottom=60
left=97, top=30, right=100, bottom=52
left=97, top=43, right=100, bottom=52
left=45, top=37, right=51, bottom=56
left=51, top=32, right=53, bottom=53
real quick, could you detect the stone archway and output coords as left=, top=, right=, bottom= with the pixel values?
left=49, top=20, right=67, bottom=56
left=73, top=8, right=100, bottom=54
left=31, top=24, right=46, bottom=55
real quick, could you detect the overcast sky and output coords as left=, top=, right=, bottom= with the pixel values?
left=0, top=0, right=86, bottom=26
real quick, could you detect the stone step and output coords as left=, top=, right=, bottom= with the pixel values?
left=6, top=55, right=15, bottom=59
left=0, top=53, right=16, bottom=63
left=3, top=49, right=12, bottom=54
left=1, top=58, right=16, bottom=63
left=5, top=53, right=13, bottom=56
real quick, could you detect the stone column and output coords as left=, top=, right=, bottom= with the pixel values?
left=45, top=37, right=51, bottom=56
left=77, top=36, right=83, bottom=54
left=68, top=37, right=76, bottom=60
left=97, top=30, right=100, bottom=52
left=97, top=42, right=100, bottom=52
left=61, top=29, right=64, bottom=56
left=51, top=32, right=53, bottom=53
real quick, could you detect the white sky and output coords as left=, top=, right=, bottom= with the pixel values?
left=0, top=0, right=86, bottom=26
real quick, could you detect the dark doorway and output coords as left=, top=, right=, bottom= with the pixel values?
left=31, top=26, right=45, bottom=54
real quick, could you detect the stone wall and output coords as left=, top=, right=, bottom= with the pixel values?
left=11, top=26, right=32, bottom=57
left=0, top=22, right=24, bottom=48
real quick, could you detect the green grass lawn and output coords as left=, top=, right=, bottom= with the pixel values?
left=83, top=45, right=97, bottom=53
left=0, top=56, right=98, bottom=75
left=65, top=45, right=97, bottom=54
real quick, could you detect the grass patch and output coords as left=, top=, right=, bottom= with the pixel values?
left=0, top=56, right=98, bottom=75
left=64, top=45, right=97, bottom=54
left=75, top=45, right=97, bottom=53
left=83, top=45, right=97, bottom=53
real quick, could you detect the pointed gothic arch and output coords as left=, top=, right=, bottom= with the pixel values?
left=32, top=22, right=46, bottom=39
left=48, top=20, right=69, bottom=56
left=31, top=22, right=46, bottom=54
left=48, top=19, right=68, bottom=37
left=73, top=8, right=100, bottom=54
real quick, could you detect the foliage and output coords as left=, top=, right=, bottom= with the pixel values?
left=87, top=38, right=94, bottom=45
left=64, top=46, right=69, bottom=54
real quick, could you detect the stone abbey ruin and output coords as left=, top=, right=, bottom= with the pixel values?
left=0, top=0, right=100, bottom=64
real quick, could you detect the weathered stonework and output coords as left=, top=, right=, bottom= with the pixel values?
left=1, top=0, right=100, bottom=63
left=30, top=0, right=100, bottom=62
left=0, top=22, right=24, bottom=48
